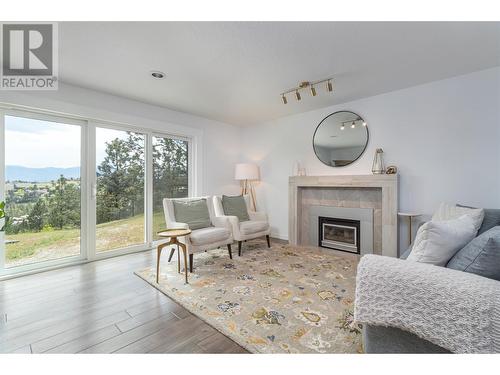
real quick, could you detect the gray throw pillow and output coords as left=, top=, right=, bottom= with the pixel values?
left=221, top=195, right=250, bottom=222
left=446, top=226, right=500, bottom=281
left=457, top=205, right=500, bottom=235
left=172, top=199, right=211, bottom=230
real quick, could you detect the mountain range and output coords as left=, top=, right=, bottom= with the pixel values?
left=6, top=165, right=81, bottom=182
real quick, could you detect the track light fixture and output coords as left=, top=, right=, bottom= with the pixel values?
left=351, top=121, right=356, bottom=129
left=280, top=77, right=333, bottom=104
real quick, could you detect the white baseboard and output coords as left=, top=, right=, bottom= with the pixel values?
left=270, top=232, right=289, bottom=241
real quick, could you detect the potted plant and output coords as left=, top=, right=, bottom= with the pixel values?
left=0, top=201, right=5, bottom=253
left=0, top=200, right=4, bottom=231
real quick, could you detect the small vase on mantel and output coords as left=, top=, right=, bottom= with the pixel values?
left=293, top=161, right=306, bottom=176
left=292, top=161, right=300, bottom=176
left=372, top=148, right=385, bottom=174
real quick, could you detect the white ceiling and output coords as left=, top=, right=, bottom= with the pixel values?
left=58, top=22, right=500, bottom=126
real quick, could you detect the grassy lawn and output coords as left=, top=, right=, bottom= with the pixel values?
left=6, top=227, right=81, bottom=260
left=5, top=211, right=167, bottom=266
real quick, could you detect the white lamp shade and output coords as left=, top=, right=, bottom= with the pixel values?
left=235, top=163, right=260, bottom=180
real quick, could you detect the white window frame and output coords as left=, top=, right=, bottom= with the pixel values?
left=0, top=105, right=196, bottom=279
left=0, top=108, right=88, bottom=277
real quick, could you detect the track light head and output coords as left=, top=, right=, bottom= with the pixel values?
left=327, top=80, right=333, bottom=92
left=282, top=94, right=287, bottom=105
left=340, top=125, right=345, bottom=130
left=362, top=121, right=367, bottom=127
left=295, top=90, right=301, bottom=101
left=351, top=121, right=356, bottom=129
left=310, top=85, right=316, bottom=97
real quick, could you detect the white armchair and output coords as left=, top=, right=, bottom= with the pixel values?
left=213, top=195, right=271, bottom=256
left=163, top=196, right=233, bottom=272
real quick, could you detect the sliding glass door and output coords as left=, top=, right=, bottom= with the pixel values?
left=2, top=113, right=84, bottom=269
left=95, top=127, right=146, bottom=252
left=0, top=108, right=192, bottom=276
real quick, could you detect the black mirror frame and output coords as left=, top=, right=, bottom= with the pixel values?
left=312, top=110, right=369, bottom=168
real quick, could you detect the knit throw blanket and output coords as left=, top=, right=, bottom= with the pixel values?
left=354, top=255, right=500, bottom=353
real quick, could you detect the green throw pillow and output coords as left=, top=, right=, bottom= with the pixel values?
left=172, top=199, right=211, bottom=230
left=221, top=195, right=250, bottom=222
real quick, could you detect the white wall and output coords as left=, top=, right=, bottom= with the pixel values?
left=0, top=82, right=242, bottom=196
left=241, top=67, right=500, bottom=250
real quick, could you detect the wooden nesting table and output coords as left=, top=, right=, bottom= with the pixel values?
left=398, top=212, right=422, bottom=246
left=156, top=228, right=192, bottom=284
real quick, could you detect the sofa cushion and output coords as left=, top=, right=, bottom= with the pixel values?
left=172, top=199, right=211, bottom=230
left=240, top=220, right=269, bottom=235
left=432, top=202, right=484, bottom=234
left=457, top=205, right=500, bottom=235
left=446, top=226, right=500, bottom=281
left=406, top=215, right=477, bottom=266
left=189, top=227, right=231, bottom=246
left=221, top=195, right=250, bottom=222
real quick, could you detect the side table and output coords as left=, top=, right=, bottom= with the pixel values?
left=398, top=212, right=422, bottom=246
left=156, top=228, right=192, bottom=284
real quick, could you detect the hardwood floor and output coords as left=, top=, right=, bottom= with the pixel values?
left=0, top=249, right=248, bottom=354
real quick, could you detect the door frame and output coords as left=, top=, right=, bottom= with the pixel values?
left=0, top=105, right=196, bottom=278
left=0, top=108, right=88, bottom=276
left=90, top=122, right=193, bottom=260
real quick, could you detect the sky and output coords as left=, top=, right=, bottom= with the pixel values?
left=4, top=115, right=136, bottom=168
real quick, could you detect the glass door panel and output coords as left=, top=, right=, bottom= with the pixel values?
left=95, top=127, right=145, bottom=252
left=152, top=136, right=188, bottom=240
left=3, top=115, right=82, bottom=268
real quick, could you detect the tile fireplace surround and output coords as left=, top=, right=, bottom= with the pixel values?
left=289, top=175, right=399, bottom=257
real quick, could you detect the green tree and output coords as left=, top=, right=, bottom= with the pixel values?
left=28, top=199, right=46, bottom=232
left=153, top=138, right=188, bottom=211
left=96, top=134, right=144, bottom=224
left=48, top=175, right=80, bottom=229
left=95, top=133, right=188, bottom=225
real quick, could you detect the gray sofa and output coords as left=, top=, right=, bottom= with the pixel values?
left=363, top=325, right=450, bottom=353
left=362, top=207, right=500, bottom=353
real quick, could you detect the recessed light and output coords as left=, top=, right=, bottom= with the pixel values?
left=150, top=71, right=165, bottom=79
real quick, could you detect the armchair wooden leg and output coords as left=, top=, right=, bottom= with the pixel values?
left=238, top=241, right=242, bottom=256
left=189, top=254, right=194, bottom=273
left=227, top=244, right=233, bottom=259
left=266, top=235, right=271, bottom=248
left=167, top=247, right=175, bottom=262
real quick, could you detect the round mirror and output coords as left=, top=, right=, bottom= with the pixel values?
left=313, top=111, right=369, bottom=167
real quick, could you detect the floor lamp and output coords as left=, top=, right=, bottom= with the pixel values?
left=235, top=163, right=259, bottom=211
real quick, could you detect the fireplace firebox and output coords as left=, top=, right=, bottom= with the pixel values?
left=318, top=216, right=361, bottom=254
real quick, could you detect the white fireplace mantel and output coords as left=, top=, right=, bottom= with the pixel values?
left=289, top=174, right=399, bottom=257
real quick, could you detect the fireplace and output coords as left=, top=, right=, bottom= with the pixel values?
left=318, top=216, right=361, bottom=254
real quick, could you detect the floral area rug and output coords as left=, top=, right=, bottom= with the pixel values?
left=135, top=240, right=363, bottom=353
